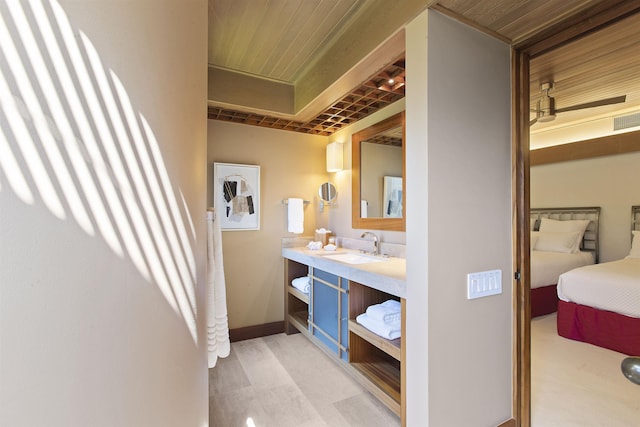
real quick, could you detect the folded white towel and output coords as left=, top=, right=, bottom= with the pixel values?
left=356, top=313, right=401, bottom=340
left=381, top=299, right=401, bottom=310
left=291, top=276, right=310, bottom=294
left=366, top=299, right=401, bottom=324
left=307, top=241, right=322, bottom=250
left=287, top=198, right=304, bottom=234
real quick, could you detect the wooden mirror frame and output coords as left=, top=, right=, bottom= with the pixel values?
left=352, top=111, right=406, bottom=231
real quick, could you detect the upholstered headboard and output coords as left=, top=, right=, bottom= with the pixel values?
left=530, top=207, right=600, bottom=263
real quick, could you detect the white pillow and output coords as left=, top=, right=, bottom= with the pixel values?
left=628, top=230, right=640, bottom=258
left=539, top=218, right=590, bottom=253
left=533, top=231, right=581, bottom=253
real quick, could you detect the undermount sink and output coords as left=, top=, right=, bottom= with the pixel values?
left=321, top=252, right=388, bottom=265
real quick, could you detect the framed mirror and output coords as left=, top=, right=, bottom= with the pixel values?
left=352, top=111, right=405, bottom=231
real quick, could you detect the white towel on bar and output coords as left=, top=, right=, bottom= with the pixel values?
left=356, top=313, right=401, bottom=340
left=366, top=300, right=401, bottom=324
left=287, top=198, right=304, bottom=234
left=291, top=276, right=310, bottom=294
left=207, top=209, right=230, bottom=368
left=361, top=200, right=368, bottom=218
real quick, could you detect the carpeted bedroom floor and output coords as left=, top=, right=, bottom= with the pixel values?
left=531, top=313, right=640, bottom=426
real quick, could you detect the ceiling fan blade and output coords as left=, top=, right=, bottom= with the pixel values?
left=556, top=95, right=627, bottom=113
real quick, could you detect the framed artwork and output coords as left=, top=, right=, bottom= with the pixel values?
left=383, top=176, right=403, bottom=218
left=213, top=162, right=260, bottom=230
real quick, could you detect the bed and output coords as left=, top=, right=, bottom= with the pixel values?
left=530, top=207, right=600, bottom=318
left=556, top=205, right=640, bottom=355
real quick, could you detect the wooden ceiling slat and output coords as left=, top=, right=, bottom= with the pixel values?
left=210, top=0, right=364, bottom=82
left=497, top=0, right=598, bottom=41
left=275, top=0, right=362, bottom=80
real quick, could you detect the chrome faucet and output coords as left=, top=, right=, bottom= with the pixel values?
left=360, top=231, right=379, bottom=256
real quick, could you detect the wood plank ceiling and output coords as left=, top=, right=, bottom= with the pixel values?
left=208, top=0, right=640, bottom=137
left=208, top=0, right=364, bottom=83
left=528, top=10, right=640, bottom=133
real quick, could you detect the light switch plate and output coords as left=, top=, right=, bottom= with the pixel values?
left=467, top=269, right=502, bottom=299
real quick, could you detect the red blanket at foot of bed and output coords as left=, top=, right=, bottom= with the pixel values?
left=531, top=284, right=558, bottom=318
left=557, top=300, right=640, bottom=355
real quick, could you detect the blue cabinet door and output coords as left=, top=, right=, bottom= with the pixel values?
left=310, top=267, right=348, bottom=361
left=340, top=285, right=348, bottom=361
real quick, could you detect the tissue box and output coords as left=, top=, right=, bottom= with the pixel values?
left=314, top=231, right=334, bottom=246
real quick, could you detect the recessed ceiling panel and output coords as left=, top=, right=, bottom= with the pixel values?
left=208, top=0, right=365, bottom=83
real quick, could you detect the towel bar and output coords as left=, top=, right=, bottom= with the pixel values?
left=282, top=199, right=310, bottom=205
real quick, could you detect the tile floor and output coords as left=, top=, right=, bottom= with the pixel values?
left=211, top=315, right=640, bottom=427
left=209, top=332, right=400, bottom=427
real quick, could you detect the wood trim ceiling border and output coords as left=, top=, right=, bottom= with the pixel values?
left=531, top=129, right=640, bottom=166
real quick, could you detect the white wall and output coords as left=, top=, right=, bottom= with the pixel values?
left=405, top=11, right=430, bottom=424
left=406, top=10, right=513, bottom=426
left=531, top=152, right=640, bottom=262
left=207, top=120, right=328, bottom=329
left=0, top=1, right=208, bottom=426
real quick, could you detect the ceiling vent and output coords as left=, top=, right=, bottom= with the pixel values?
left=614, top=112, right=640, bottom=131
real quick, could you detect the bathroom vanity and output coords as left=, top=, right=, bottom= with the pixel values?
left=282, top=245, right=406, bottom=424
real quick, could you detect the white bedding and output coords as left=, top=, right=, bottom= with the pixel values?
left=531, top=250, right=594, bottom=289
left=557, top=257, right=640, bottom=318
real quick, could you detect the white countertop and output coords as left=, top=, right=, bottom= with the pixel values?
left=282, top=247, right=406, bottom=298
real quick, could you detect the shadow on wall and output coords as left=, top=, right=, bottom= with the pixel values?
left=0, top=0, right=198, bottom=341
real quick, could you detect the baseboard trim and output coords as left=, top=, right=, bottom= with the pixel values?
left=496, top=419, right=516, bottom=427
left=229, top=321, right=285, bottom=342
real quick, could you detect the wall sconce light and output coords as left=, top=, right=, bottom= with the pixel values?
left=326, top=141, right=343, bottom=172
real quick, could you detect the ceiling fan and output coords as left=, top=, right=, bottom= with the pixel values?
left=530, top=82, right=627, bottom=126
